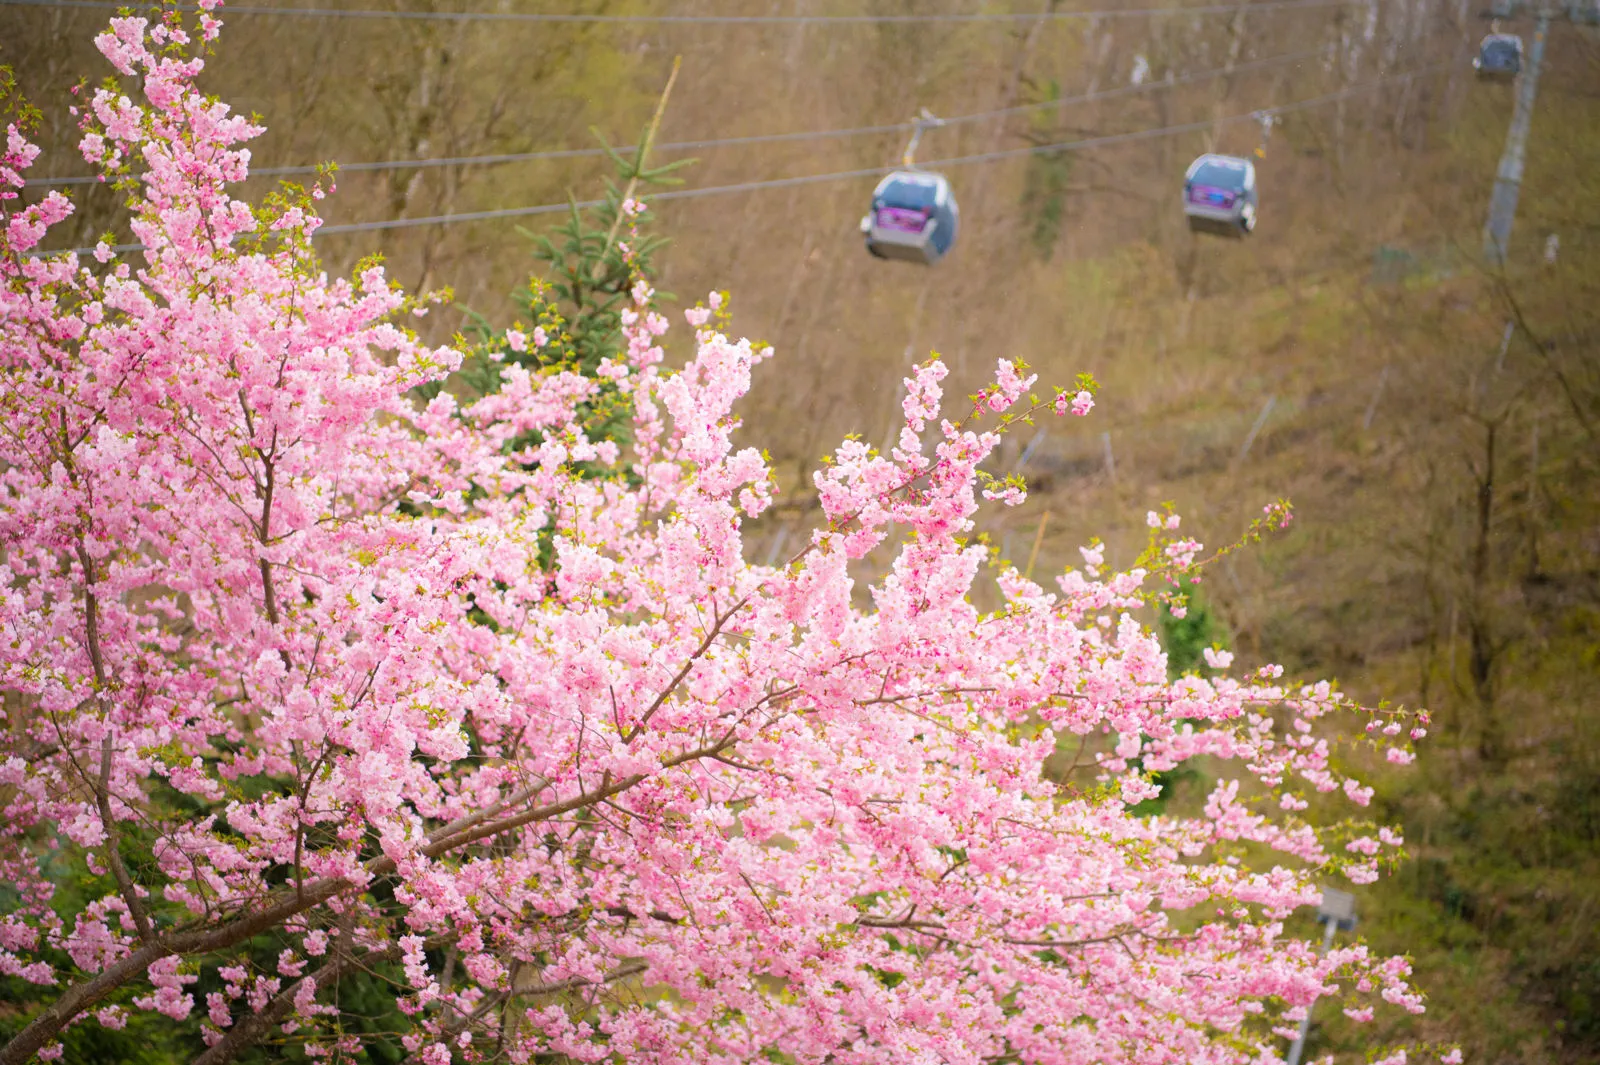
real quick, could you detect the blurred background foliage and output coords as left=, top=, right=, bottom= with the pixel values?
left=3, top=0, right=1597, bottom=1061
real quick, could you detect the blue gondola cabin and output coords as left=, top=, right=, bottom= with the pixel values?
left=1474, top=34, right=1523, bottom=79
left=1183, top=154, right=1258, bottom=238
left=860, top=170, right=961, bottom=265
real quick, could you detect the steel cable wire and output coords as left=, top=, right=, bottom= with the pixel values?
left=23, top=62, right=1451, bottom=256
left=23, top=48, right=1323, bottom=188
left=1, top=0, right=1359, bottom=26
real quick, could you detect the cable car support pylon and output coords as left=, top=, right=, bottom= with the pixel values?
left=1478, top=1, right=1594, bottom=264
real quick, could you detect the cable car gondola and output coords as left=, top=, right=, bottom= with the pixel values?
left=860, top=169, right=960, bottom=265
left=1182, top=153, right=1257, bottom=238
left=1473, top=34, right=1523, bottom=79
left=860, top=109, right=960, bottom=266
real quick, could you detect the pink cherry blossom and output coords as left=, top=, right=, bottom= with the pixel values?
left=990, top=357, right=1037, bottom=410
left=0, top=9, right=1434, bottom=1065
left=1057, top=389, right=1095, bottom=417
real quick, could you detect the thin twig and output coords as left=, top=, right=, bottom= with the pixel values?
left=596, top=55, right=682, bottom=270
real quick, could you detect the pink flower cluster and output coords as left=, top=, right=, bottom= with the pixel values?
left=1055, top=388, right=1094, bottom=417
left=0, top=7, right=1453, bottom=1065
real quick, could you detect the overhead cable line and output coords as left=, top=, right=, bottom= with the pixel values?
left=26, top=63, right=1449, bottom=256
left=315, top=63, right=1449, bottom=235
left=25, top=47, right=1321, bottom=188
left=2, top=0, right=1358, bottom=25
left=23, top=125, right=913, bottom=189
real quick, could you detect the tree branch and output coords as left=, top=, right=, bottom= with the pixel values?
left=191, top=934, right=454, bottom=1065
left=1, top=734, right=735, bottom=1062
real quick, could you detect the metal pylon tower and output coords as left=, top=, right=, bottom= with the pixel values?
left=1480, top=2, right=1593, bottom=264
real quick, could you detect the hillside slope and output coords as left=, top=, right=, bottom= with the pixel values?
left=6, top=2, right=1598, bottom=1061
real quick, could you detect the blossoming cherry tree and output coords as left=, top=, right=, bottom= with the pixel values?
left=0, top=6, right=1450, bottom=1064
